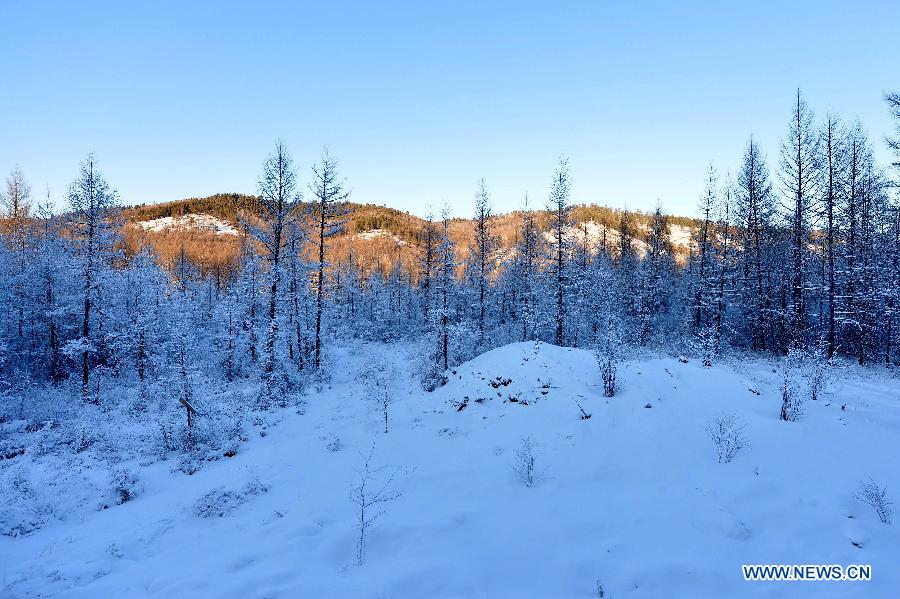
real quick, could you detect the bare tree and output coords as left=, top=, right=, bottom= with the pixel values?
left=820, top=113, right=846, bottom=358
left=1, top=166, right=32, bottom=340
left=309, top=148, right=350, bottom=370
left=419, top=210, right=437, bottom=320
left=471, top=178, right=495, bottom=346
left=547, top=157, right=572, bottom=346
left=350, top=443, right=403, bottom=565
left=694, top=164, right=716, bottom=328
left=436, top=203, right=456, bottom=371
left=516, top=193, right=540, bottom=341
left=245, top=140, right=303, bottom=407
left=886, top=91, right=900, bottom=172
left=66, top=154, right=118, bottom=403
left=779, top=89, right=819, bottom=345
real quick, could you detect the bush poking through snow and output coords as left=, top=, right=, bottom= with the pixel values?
left=359, top=357, right=393, bottom=433
left=351, top=443, right=403, bottom=566
left=325, top=434, right=343, bottom=452
left=855, top=478, right=892, bottom=525
left=109, top=468, right=142, bottom=505
left=513, top=436, right=539, bottom=487
left=193, top=479, right=270, bottom=518
left=599, top=354, right=617, bottom=398
left=779, top=359, right=803, bottom=422
left=706, top=414, right=748, bottom=463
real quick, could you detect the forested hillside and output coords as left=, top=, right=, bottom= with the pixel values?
left=118, top=192, right=702, bottom=288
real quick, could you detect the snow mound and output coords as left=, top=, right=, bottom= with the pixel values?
left=434, top=341, right=599, bottom=411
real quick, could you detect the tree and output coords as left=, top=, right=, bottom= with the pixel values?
left=779, top=90, right=819, bottom=346
left=419, top=211, right=437, bottom=320
left=1, top=166, right=32, bottom=342
left=435, top=204, right=456, bottom=370
left=547, top=157, right=571, bottom=346
left=515, top=193, right=541, bottom=341
left=886, top=91, right=900, bottom=172
left=820, top=113, right=845, bottom=357
left=470, top=179, right=495, bottom=346
left=309, top=148, right=350, bottom=370
left=246, top=140, right=302, bottom=406
left=66, top=154, right=118, bottom=402
left=638, top=203, right=672, bottom=346
left=693, top=163, right=717, bottom=331
left=714, top=177, right=734, bottom=353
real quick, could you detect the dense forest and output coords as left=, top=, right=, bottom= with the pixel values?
left=1, top=89, right=899, bottom=468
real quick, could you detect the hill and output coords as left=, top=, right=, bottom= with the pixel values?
left=120, top=194, right=704, bottom=281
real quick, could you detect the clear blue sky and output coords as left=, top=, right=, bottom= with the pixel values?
left=1, top=0, right=897, bottom=218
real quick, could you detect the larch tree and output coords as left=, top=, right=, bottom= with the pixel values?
left=246, top=140, right=302, bottom=406
left=436, top=204, right=456, bottom=371
left=516, top=193, right=541, bottom=341
left=419, top=211, right=437, bottom=320
left=471, top=178, right=495, bottom=346
left=1, top=166, right=32, bottom=341
left=820, top=113, right=845, bottom=357
left=779, top=89, right=820, bottom=346
left=309, top=148, right=350, bottom=370
left=66, top=154, right=118, bottom=403
left=547, top=157, right=571, bottom=346
left=694, top=163, right=717, bottom=330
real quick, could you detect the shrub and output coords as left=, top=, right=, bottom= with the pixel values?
left=513, top=436, right=539, bottom=487
left=599, top=355, right=617, bottom=398
left=706, top=413, right=748, bottom=463
left=856, top=478, right=892, bottom=525
left=109, top=468, right=142, bottom=505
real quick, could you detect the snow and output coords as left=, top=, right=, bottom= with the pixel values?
left=353, top=229, right=407, bottom=245
left=135, top=213, right=239, bottom=236
left=541, top=221, right=696, bottom=260
left=2, top=342, right=899, bottom=598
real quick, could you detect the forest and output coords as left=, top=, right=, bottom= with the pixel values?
left=2, top=90, right=899, bottom=408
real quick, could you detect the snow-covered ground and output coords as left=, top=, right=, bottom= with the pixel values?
left=135, top=213, right=239, bottom=236
left=353, top=229, right=407, bottom=245
left=2, top=342, right=898, bottom=598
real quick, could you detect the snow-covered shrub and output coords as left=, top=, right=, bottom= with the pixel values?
left=513, top=436, right=539, bottom=487
left=808, top=353, right=829, bottom=402
left=779, top=358, right=802, bottom=422
left=855, top=478, right=892, bottom=525
left=108, top=468, right=143, bottom=506
left=706, top=413, right=748, bottom=463
left=600, top=355, right=617, bottom=398
left=193, top=479, right=270, bottom=518
left=358, top=356, right=392, bottom=433
left=700, top=325, right=715, bottom=368
left=177, top=453, right=202, bottom=476
left=418, top=332, right=448, bottom=392
left=325, top=434, right=343, bottom=452
left=449, top=322, right=479, bottom=366
left=0, top=469, right=51, bottom=537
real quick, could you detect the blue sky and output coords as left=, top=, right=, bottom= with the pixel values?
left=1, top=1, right=897, bottom=217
